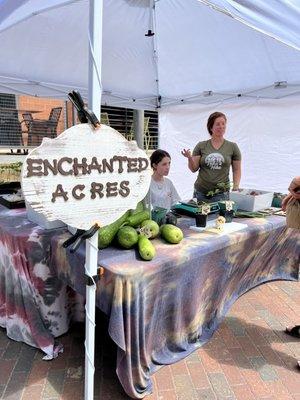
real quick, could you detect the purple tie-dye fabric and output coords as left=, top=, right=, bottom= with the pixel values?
left=0, top=206, right=77, bottom=359
left=0, top=205, right=298, bottom=397
left=51, top=215, right=299, bottom=398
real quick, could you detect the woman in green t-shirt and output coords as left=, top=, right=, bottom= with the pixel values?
left=181, top=111, right=242, bottom=202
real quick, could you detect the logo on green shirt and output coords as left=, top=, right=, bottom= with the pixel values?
left=205, top=153, right=224, bottom=170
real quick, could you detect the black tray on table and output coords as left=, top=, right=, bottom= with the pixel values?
left=0, top=182, right=25, bottom=209
left=172, top=201, right=220, bottom=217
left=0, top=195, right=25, bottom=209
left=0, top=181, right=21, bottom=194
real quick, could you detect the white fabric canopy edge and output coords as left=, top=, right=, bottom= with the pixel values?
left=198, top=0, right=300, bottom=51
left=0, top=0, right=300, bottom=109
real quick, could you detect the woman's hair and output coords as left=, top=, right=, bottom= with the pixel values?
left=150, top=149, right=171, bottom=168
left=207, top=111, right=227, bottom=135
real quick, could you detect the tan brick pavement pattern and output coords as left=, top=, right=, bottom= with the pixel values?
left=0, top=280, right=299, bottom=399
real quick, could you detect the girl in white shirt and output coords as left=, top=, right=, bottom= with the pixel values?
left=149, top=149, right=180, bottom=210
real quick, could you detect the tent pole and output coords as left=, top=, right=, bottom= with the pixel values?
left=88, top=0, right=102, bottom=120
left=133, top=110, right=150, bottom=211
left=133, top=109, right=144, bottom=149
left=85, top=1, right=103, bottom=400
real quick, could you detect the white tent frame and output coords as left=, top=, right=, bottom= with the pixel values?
left=1, top=0, right=300, bottom=110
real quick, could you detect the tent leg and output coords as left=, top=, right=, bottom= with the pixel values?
left=88, top=0, right=103, bottom=121
left=85, top=0, right=103, bottom=396
left=133, top=109, right=144, bottom=150
left=84, top=232, right=98, bottom=400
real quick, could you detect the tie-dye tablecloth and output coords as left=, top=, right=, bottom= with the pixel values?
left=0, top=205, right=85, bottom=359
left=51, top=214, right=300, bottom=398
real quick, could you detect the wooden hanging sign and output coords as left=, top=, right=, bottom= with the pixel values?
left=21, top=124, right=152, bottom=230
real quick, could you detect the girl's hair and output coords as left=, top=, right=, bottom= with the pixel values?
left=207, top=111, right=227, bottom=135
left=150, top=149, right=171, bottom=168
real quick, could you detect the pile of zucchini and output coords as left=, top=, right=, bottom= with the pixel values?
left=98, top=202, right=183, bottom=261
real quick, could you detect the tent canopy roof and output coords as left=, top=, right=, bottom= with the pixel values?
left=0, top=0, right=300, bottom=109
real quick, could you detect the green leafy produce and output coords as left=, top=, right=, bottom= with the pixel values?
left=140, top=219, right=160, bottom=239
left=206, top=182, right=231, bottom=198
left=160, top=224, right=183, bottom=244
left=0, top=162, right=23, bottom=183
left=125, top=210, right=150, bottom=228
left=234, top=211, right=265, bottom=218
left=0, top=162, right=22, bottom=174
left=98, top=210, right=130, bottom=249
left=138, top=235, right=156, bottom=261
left=117, top=226, right=139, bottom=249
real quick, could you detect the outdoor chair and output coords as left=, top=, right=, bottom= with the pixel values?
left=147, top=134, right=158, bottom=150
left=20, top=112, right=33, bottom=146
left=21, top=112, right=33, bottom=130
left=48, top=107, right=62, bottom=136
left=127, top=117, right=150, bottom=148
left=24, top=107, right=62, bottom=146
left=100, top=112, right=110, bottom=126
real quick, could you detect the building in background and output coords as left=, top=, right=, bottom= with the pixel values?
left=0, top=93, right=158, bottom=152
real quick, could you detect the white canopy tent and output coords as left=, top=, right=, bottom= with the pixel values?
left=0, top=0, right=300, bottom=109
left=0, top=0, right=299, bottom=190
left=1, top=1, right=300, bottom=398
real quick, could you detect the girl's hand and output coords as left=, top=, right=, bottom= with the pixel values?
left=181, top=149, right=192, bottom=159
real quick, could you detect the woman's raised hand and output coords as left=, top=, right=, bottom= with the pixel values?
left=181, top=148, right=192, bottom=159
left=181, top=149, right=200, bottom=172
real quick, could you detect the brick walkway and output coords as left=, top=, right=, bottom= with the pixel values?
left=0, top=280, right=299, bottom=400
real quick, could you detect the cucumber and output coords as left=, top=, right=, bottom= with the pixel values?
left=98, top=210, right=130, bottom=249
left=160, top=224, right=183, bottom=244
left=140, top=219, right=160, bottom=239
left=130, top=201, right=144, bottom=215
left=117, top=226, right=139, bottom=249
left=138, top=235, right=156, bottom=261
left=125, top=210, right=150, bottom=228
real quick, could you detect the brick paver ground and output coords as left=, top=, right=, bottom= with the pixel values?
left=0, top=280, right=299, bottom=400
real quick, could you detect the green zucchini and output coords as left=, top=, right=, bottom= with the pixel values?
left=98, top=210, right=131, bottom=249
left=130, top=201, right=144, bottom=215
left=138, top=235, right=156, bottom=261
left=125, top=210, right=150, bottom=228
